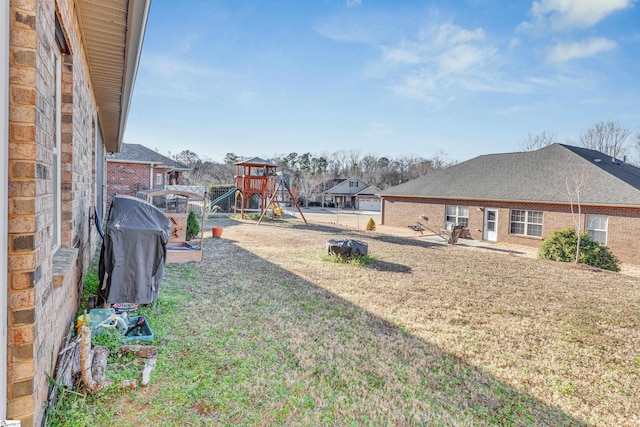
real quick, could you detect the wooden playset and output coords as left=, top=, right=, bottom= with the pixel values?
left=233, top=157, right=307, bottom=224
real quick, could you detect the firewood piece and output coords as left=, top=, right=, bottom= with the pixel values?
left=120, top=380, right=138, bottom=389
left=141, top=357, right=157, bottom=386
left=119, top=345, right=157, bottom=359
left=80, top=326, right=104, bottom=394
left=90, top=345, right=110, bottom=385
left=56, top=334, right=82, bottom=389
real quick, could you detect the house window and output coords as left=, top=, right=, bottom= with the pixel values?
left=510, top=210, right=543, bottom=237
left=445, top=205, right=469, bottom=228
left=156, top=172, right=163, bottom=187
left=586, top=215, right=607, bottom=244
left=349, top=181, right=358, bottom=188
left=52, top=46, right=62, bottom=251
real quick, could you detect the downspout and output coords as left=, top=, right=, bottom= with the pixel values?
left=1, top=0, right=10, bottom=418
left=149, top=163, right=154, bottom=189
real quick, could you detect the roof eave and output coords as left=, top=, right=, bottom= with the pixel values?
left=115, top=0, right=151, bottom=153
left=380, top=194, right=640, bottom=209
left=77, top=0, right=151, bottom=153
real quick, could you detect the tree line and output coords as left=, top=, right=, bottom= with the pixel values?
left=168, top=149, right=456, bottom=193
left=522, top=120, right=640, bottom=163
left=168, top=120, right=640, bottom=198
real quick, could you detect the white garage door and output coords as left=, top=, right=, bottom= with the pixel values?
left=359, top=198, right=381, bottom=211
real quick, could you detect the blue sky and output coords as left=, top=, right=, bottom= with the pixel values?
left=124, top=0, right=640, bottom=163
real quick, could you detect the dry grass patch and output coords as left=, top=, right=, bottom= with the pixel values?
left=50, top=215, right=639, bottom=426
left=222, top=217, right=640, bottom=426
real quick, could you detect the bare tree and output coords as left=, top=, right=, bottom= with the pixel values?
left=566, top=164, right=588, bottom=264
left=579, top=121, right=630, bottom=159
left=358, top=154, right=379, bottom=187
left=329, top=150, right=351, bottom=177
left=347, top=149, right=363, bottom=175
left=293, top=168, right=317, bottom=207
left=521, top=131, right=557, bottom=151
left=172, top=149, right=201, bottom=167
left=429, top=150, right=455, bottom=170
left=184, top=161, right=235, bottom=186
left=633, top=132, right=640, bottom=166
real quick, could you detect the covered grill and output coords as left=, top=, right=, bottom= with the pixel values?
left=98, top=195, right=172, bottom=305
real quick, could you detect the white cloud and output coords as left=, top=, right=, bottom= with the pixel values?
left=381, top=46, right=422, bottom=65
left=346, top=0, right=362, bottom=7
left=381, top=22, right=503, bottom=100
left=521, top=0, right=635, bottom=31
left=547, top=37, right=617, bottom=62
left=434, top=23, right=485, bottom=46
left=440, top=44, right=493, bottom=73
left=314, top=22, right=373, bottom=43
left=393, top=72, right=438, bottom=101
left=320, top=17, right=532, bottom=102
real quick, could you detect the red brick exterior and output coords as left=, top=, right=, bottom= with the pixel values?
left=8, top=0, right=104, bottom=423
left=106, top=161, right=184, bottom=204
left=382, top=197, right=640, bottom=265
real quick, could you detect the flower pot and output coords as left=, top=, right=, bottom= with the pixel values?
left=211, top=227, right=223, bottom=238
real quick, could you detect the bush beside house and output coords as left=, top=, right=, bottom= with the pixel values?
left=538, top=228, right=620, bottom=271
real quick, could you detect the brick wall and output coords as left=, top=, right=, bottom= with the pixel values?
left=382, top=197, right=640, bottom=265
left=106, top=161, right=152, bottom=202
left=106, top=162, right=181, bottom=206
left=8, top=0, right=101, bottom=424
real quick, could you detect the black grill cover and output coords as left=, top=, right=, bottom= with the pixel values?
left=98, top=195, right=172, bottom=305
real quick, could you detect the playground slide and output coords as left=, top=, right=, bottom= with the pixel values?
left=207, top=188, right=240, bottom=211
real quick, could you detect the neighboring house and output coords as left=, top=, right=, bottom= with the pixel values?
left=381, top=144, right=640, bottom=265
left=303, top=178, right=344, bottom=206
left=325, top=177, right=382, bottom=210
left=107, top=143, right=190, bottom=203
left=2, top=0, right=150, bottom=424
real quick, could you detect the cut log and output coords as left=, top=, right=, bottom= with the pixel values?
left=120, top=380, right=138, bottom=389
left=90, top=346, right=110, bottom=385
left=80, top=326, right=104, bottom=394
left=141, top=357, right=157, bottom=386
left=118, top=345, right=157, bottom=359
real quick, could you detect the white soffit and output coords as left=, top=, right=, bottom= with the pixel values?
left=75, top=0, right=150, bottom=152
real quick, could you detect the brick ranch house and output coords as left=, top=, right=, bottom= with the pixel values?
left=1, top=0, right=150, bottom=424
left=381, top=144, right=640, bottom=265
left=106, top=143, right=190, bottom=203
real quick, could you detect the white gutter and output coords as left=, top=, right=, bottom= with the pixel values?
left=116, top=0, right=152, bottom=152
left=1, top=0, right=10, bottom=418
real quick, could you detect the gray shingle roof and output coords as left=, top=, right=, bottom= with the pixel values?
left=107, top=143, right=190, bottom=170
left=355, top=185, right=381, bottom=196
left=382, top=144, right=640, bottom=207
left=236, top=157, right=277, bottom=166
left=325, top=177, right=371, bottom=195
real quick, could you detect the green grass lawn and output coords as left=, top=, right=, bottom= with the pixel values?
left=47, top=217, right=639, bottom=426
